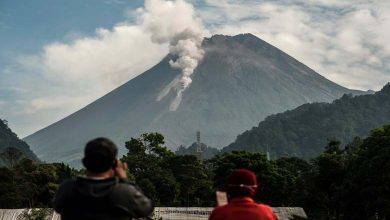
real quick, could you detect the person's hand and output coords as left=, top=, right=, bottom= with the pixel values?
left=114, top=160, right=128, bottom=179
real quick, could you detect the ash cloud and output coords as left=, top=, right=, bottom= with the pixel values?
left=140, top=0, right=205, bottom=111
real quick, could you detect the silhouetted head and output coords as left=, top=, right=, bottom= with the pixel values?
left=227, top=169, right=258, bottom=198
left=82, top=137, right=117, bottom=173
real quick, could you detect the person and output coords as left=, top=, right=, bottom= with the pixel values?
left=52, top=137, right=153, bottom=220
left=209, top=169, right=278, bottom=220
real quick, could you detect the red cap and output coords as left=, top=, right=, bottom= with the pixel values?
left=227, top=169, right=258, bottom=197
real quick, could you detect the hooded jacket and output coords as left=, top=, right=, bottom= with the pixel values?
left=52, top=177, right=153, bottom=220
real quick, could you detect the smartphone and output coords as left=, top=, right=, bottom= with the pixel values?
left=216, top=191, right=228, bottom=206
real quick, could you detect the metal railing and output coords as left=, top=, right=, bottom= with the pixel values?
left=0, top=207, right=307, bottom=220
left=152, top=207, right=213, bottom=220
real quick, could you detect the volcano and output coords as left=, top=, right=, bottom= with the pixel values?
left=24, top=33, right=365, bottom=166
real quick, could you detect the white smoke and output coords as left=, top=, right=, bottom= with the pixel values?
left=140, top=0, right=205, bottom=111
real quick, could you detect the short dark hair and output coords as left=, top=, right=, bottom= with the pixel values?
left=82, top=137, right=118, bottom=173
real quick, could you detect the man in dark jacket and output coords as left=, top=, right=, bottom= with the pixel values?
left=209, top=169, right=278, bottom=220
left=52, top=137, right=153, bottom=220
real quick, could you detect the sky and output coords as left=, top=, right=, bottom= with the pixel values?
left=1, top=0, right=389, bottom=138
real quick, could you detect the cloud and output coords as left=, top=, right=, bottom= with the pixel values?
left=5, top=0, right=206, bottom=136
left=11, top=10, right=172, bottom=133
left=22, top=25, right=167, bottom=91
left=10, top=24, right=169, bottom=136
left=20, top=0, right=207, bottom=102
left=140, top=0, right=206, bottom=43
left=199, top=0, right=390, bottom=90
left=20, top=0, right=207, bottom=113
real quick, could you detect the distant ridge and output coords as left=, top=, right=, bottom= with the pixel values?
left=24, top=33, right=366, bottom=167
left=223, top=83, right=389, bottom=158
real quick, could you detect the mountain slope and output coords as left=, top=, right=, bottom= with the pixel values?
left=24, top=33, right=364, bottom=166
left=223, top=84, right=390, bottom=158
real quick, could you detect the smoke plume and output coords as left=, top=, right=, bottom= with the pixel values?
left=141, top=0, right=205, bottom=111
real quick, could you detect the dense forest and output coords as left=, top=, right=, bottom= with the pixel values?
left=1, top=126, right=389, bottom=219
left=0, top=119, right=38, bottom=165
left=224, top=83, right=390, bottom=159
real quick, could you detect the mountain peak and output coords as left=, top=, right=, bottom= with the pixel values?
left=232, top=33, right=268, bottom=44
left=203, top=33, right=297, bottom=66
left=206, top=33, right=261, bottom=41
left=24, top=33, right=364, bottom=167
left=204, top=33, right=269, bottom=48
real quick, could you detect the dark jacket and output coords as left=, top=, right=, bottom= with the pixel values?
left=52, top=177, right=153, bottom=220
left=209, top=197, right=278, bottom=220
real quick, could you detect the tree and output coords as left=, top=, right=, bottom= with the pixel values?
left=343, top=125, right=390, bottom=219
left=121, top=132, right=215, bottom=207
left=324, top=139, right=343, bottom=154
left=121, top=133, right=179, bottom=206
left=123, top=132, right=174, bottom=178
left=0, top=158, right=76, bottom=208
left=299, top=139, right=347, bottom=220
left=0, top=118, right=38, bottom=162
left=209, top=151, right=283, bottom=206
left=0, top=147, right=24, bottom=168
left=275, top=157, right=311, bottom=207
left=168, top=155, right=213, bottom=206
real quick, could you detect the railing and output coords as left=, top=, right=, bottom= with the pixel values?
left=0, top=207, right=307, bottom=220
left=153, top=207, right=213, bottom=220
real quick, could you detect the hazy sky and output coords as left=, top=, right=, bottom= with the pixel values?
left=1, top=0, right=389, bottom=137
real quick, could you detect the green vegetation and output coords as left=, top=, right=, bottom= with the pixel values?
left=121, top=133, right=214, bottom=206
left=0, top=155, right=77, bottom=208
left=1, top=126, right=389, bottom=219
left=18, top=208, right=53, bottom=220
left=0, top=119, right=38, bottom=164
left=224, top=84, right=390, bottom=159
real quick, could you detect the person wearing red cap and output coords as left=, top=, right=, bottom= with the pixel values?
left=209, top=169, right=278, bottom=220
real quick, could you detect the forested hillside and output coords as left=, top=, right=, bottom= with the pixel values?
left=224, top=83, right=390, bottom=158
left=0, top=119, right=38, bottom=164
